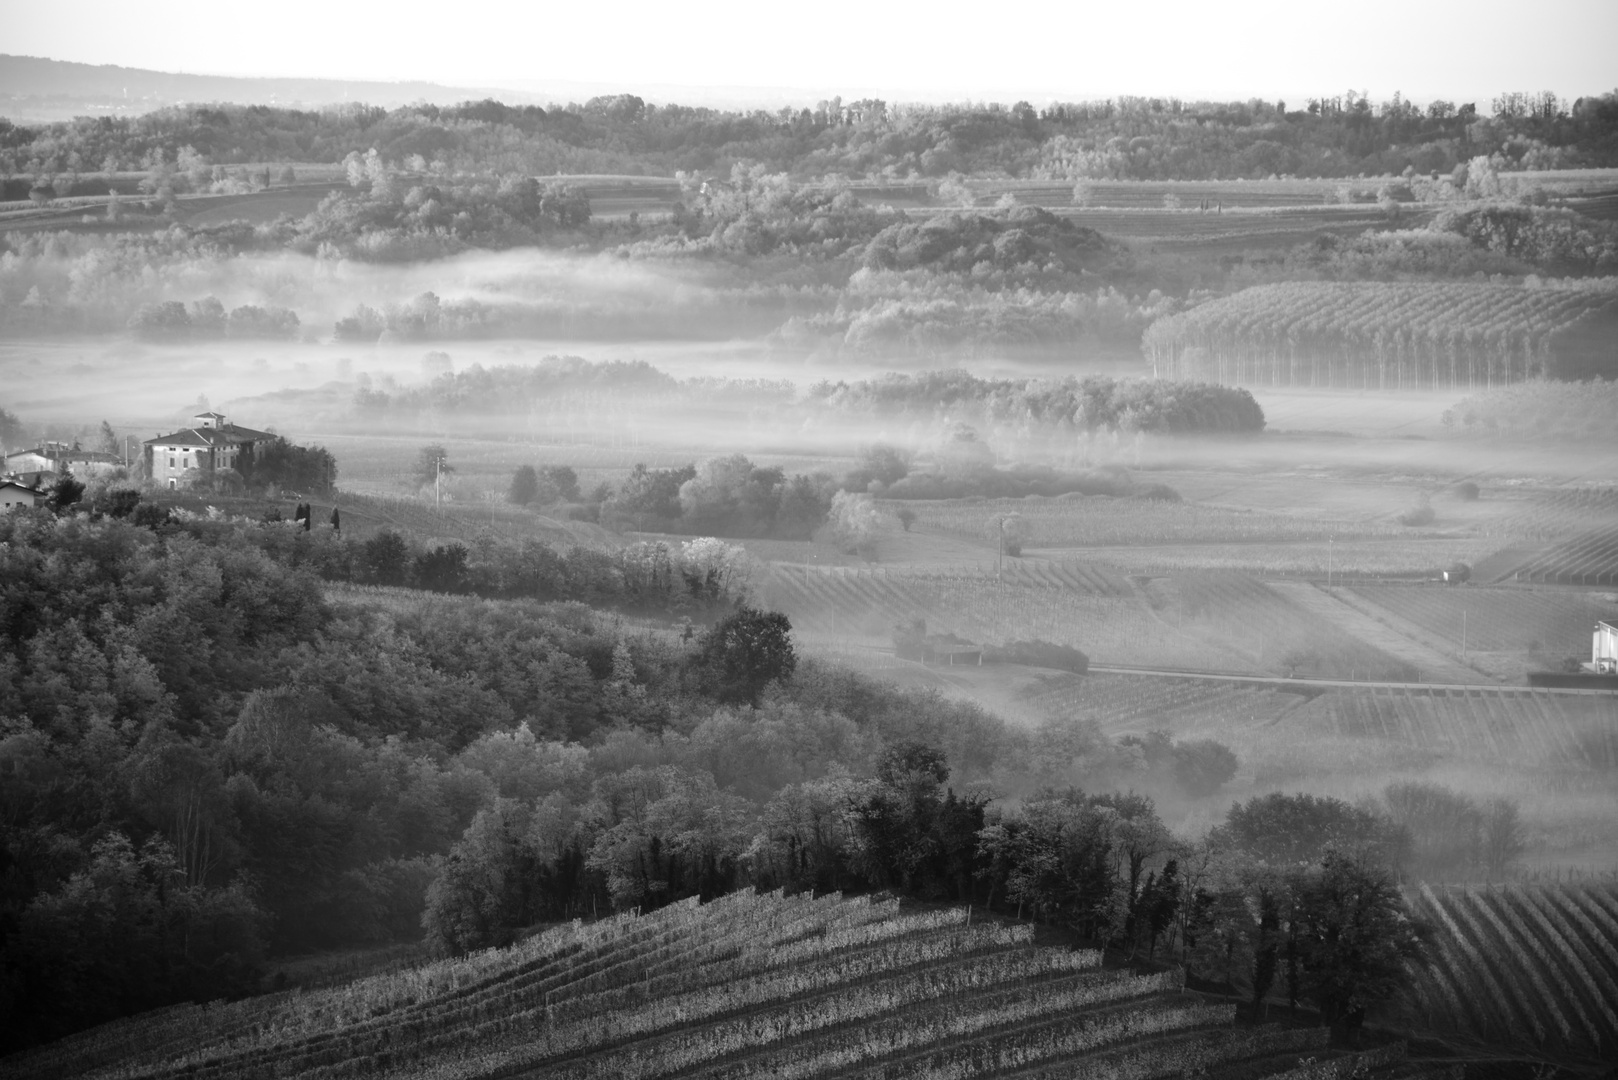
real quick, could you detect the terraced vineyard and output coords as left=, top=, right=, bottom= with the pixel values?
left=1402, top=882, right=1618, bottom=1062
left=0, top=889, right=1432, bottom=1080
left=1510, top=524, right=1618, bottom=586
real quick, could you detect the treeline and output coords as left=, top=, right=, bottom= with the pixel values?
left=349, top=361, right=1264, bottom=437
left=290, top=170, right=592, bottom=261
left=808, top=371, right=1266, bottom=434
left=352, top=356, right=682, bottom=419
left=128, top=296, right=299, bottom=339
left=508, top=442, right=1179, bottom=545
left=1430, top=203, right=1618, bottom=275
left=6, top=89, right=1618, bottom=183
left=1442, top=378, right=1618, bottom=442
left=861, top=206, right=1121, bottom=277
left=596, top=457, right=836, bottom=540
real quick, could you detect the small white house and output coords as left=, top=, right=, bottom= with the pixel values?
left=1594, top=620, right=1618, bottom=675
left=0, top=479, right=40, bottom=511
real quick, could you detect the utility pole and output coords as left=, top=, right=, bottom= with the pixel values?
left=1327, top=538, right=1333, bottom=588
left=1461, top=610, right=1467, bottom=660
left=997, top=517, right=1004, bottom=583
left=435, top=456, right=441, bottom=513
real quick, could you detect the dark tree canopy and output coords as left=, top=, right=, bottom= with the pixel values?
left=1293, top=850, right=1429, bottom=1037
left=696, top=606, right=797, bottom=706
left=508, top=464, right=540, bottom=506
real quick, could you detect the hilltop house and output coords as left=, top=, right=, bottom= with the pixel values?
left=1593, top=620, right=1618, bottom=675
left=3, top=443, right=123, bottom=480
left=0, top=479, right=41, bottom=511
left=143, top=412, right=275, bottom=490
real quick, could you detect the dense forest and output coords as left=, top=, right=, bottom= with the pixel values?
left=4, top=89, right=1617, bottom=182
left=0, top=487, right=1520, bottom=1051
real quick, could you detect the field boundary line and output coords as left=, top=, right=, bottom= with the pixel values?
left=1321, top=585, right=1500, bottom=682
left=1086, top=665, right=1616, bottom=696
left=1266, top=580, right=1488, bottom=685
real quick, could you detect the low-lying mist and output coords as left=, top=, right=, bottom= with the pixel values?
left=6, top=337, right=1613, bottom=507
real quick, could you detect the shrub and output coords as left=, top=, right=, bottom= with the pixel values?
left=1172, top=739, right=1239, bottom=797
left=982, top=639, right=1088, bottom=673
left=1454, top=481, right=1480, bottom=501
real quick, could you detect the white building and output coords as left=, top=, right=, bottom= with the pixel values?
left=1594, top=620, right=1618, bottom=675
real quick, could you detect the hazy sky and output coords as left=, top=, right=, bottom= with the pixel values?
left=10, top=0, right=1617, bottom=106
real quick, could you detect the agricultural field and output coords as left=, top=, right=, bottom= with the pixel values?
left=1023, top=673, right=1303, bottom=734
left=1024, top=673, right=1618, bottom=773
left=1400, top=882, right=1618, bottom=1064
left=1146, top=572, right=1424, bottom=681
left=761, top=562, right=1241, bottom=670
left=1022, top=668, right=1618, bottom=861
left=901, top=495, right=1409, bottom=549
left=1508, top=523, right=1618, bottom=586
left=1026, top=539, right=1499, bottom=579
left=1345, top=584, right=1618, bottom=676
left=0, top=888, right=1432, bottom=1080
left=762, top=559, right=1517, bottom=682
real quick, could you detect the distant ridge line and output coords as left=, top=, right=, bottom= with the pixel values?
left=0, top=54, right=541, bottom=113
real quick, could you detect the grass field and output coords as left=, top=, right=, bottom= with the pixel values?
left=2, top=888, right=1433, bottom=1080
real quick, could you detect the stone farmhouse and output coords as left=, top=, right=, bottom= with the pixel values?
left=144, top=412, right=275, bottom=490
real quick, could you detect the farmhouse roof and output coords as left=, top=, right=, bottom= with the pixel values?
left=4, top=446, right=118, bottom=465
left=145, top=422, right=275, bottom=448
left=0, top=479, right=40, bottom=494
